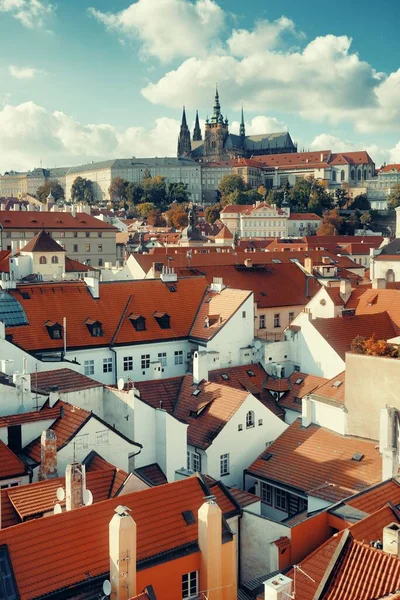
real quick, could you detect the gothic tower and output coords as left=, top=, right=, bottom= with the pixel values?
left=177, top=106, right=192, bottom=158
left=193, top=110, right=202, bottom=141
left=204, top=87, right=229, bottom=160
left=240, top=106, right=246, bottom=148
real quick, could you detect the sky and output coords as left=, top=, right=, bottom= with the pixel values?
left=1, top=0, right=400, bottom=172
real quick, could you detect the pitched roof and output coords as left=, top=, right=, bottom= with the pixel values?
left=228, top=487, right=260, bottom=508
left=329, top=151, right=374, bottom=165
left=0, top=441, right=27, bottom=479
left=214, top=224, right=234, bottom=239
left=346, top=480, right=400, bottom=514
left=0, top=210, right=117, bottom=231
left=288, top=213, right=322, bottom=221
left=354, top=288, right=400, bottom=331
left=31, top=368, right=102, bottom=394
left=313, top=372, right=346, bottom=405
left=20, top=230, right=65, bottom=253
left=276, top=372, right=328, bottom=413
left=381, top=163, right=400, bottom=172
left=0, top=476, right=228, bottom=600
left=312, top=312, right=398, bottom=359
left=0, top=406, right=60, bottom=429
left=65, top=256, right=94, bottom=272
left=254, top=150, right=331, bottom=168
left=6, top=277, right=208, bottom=352
left=135, top=463, right=168, bottom=486
left=247, top=419, right=382, bottom=501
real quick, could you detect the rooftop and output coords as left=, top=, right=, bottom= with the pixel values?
left=31, top=368, right=103, bottom=394
left=20, top=229, right=65, bottom=253
left=0, top=210, right=117, bottom=230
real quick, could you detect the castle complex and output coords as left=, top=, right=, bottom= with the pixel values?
left=177, top=87, right=297, bottom=161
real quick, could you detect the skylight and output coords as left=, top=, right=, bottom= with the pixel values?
left=295, top=378, right=304, bottom=385
left=246, top=370, right=255, bottom=377
left=262, top=452, right=273, bottom=461
left=0, top=545, right=18, bottom=599
left=221, top=374, right=229, bottom=380
left=352, top=453, right=364, bottom=462
left=182, top=510, right=196, bottom=525
left=0, top=292, right=29, bottom=327
left=192, top=389, right=201, bottom=397
left=332, top=380, right=342, bottom=388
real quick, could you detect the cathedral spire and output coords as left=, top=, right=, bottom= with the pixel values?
left=181, top=106, right=188, bottom=127
left=177, top=106, right=191, bottom=158
left=212, top=85, right=221, bottom=121
left=193, top=110, right=202, bottom=141
left=240, top=106, right=245, bottom=138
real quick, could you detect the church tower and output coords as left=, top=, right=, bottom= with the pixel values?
left=204, top=87, right=229, bottom=160
left=240, top=106, right=246, bottom=148
left=177, top=106, right=192, bottom=158
left=193, top=110, right=202, bottom=141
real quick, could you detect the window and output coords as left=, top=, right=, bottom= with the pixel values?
left=259, top=315, right=266, bottom=329
left=73, top=232, right=78, bottom=238
left=45, top=321, right=62, bottom=339
left=51, top=256, right=58, bottom=264
left=0, top=545, right=19, bottom=599
left=85, top=244, right=90, bottom=252
left=258, top=419, right=263, bottom=426
left=238, top=424, right=243, bottom=431
left=288, top=312, right=294, bottom=324
left=154, top=312, right=170, bottom=329
left=141, top=354, right=150, bottom=369
left=75, top=433, right=89, bottom=451
left=98, top=232, right=103, bottom=238
left=357, top=169, right=362, bottom=181
left=123, top=356, right=133, bottom=371
left=332, top=170, right=336, bottom=182
left=246, top=410, right=255, bottom=428
left=86, top=320, right=103, bottom=337
left=174, top=350, right=183, bottom=365
left=187, top=451, right=201, bottom=472
left=341, top=169, right=345, bottom=182
left=59, top=232, right=65, bottom=238
left=274, top=313, right=280, bottom=328
left=220, top=453, right=229, bottom=476
left=182, top=571, right=198, bottom=599
left=98, top=244, right=103, bottom=252
left=84, top=360, right=94, bottom=376
left=158, top=352, right=167, bottom=367
left=242, top=310, right=246, bottom=318
left=130, top=315, right=146, bottom=331
left=103, top=357, right=112, bottom=373
left=260, top=482, right=273, bottom=505
left=275, top=488, right=288, bottom=511
left=95, top=430, right=109, bottom=445
left=39, top=256, right=47, bottom=264
left=86, top=232, right=90, bottom=238
left=98, top=258, right=103, bottom=267
left=73, top=244, right=78, bottom=252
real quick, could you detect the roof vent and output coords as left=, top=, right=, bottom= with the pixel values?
left=295, top=378, right=303, bottom=385
left=352, top=452, right=364, bottom=461
left=182, top=510, right=195, bottom=525
left=221, top=373, right=229, bottom=380
left=262, top=452, right=273, bottom=461
left=332, top=380, right=342, bottom=388
left=246, top=370, right=256, bottom=377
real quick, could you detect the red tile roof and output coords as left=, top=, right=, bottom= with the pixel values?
left=0, top=406, right=60, bottom=428
left=354, top=289, right=400, bottom=331
left=20, top=230, right=65, bottom=253
left=254, top=150, right=331, bottom=168
left=349, top=503, right=399, bottom=544
left=277, top=372, right=328, bottom=413
left=313, top=372, right=346, bottom=404
left=347, top=480, right=400, bottom=514
left=0, top=211, right=117, bottom=231
left=0, top=476, right=228, bottom=600
left=135, top=464, right=168, bottom=486
left=288, top=213, right=322, bottom=221
left=190, top=287, right=251, bottom=341
left=31, top=368, right=102, bottom=394
left=0, top=441, right=27, bottom=479
left=381, top=164, right=400, bottom=172
left=247, top=419, right=382, bottom=501
left=65, top=256, right=94, bottom=272
left=214, top=225, right=234, bottom=239
left=312, top=312, right=398, bottom=359
left=228, top=487, right=260, bottom=507
left=329, top=151, right=374, bottom=165
left=0, top=250, right=11, bottom=273
left=7, top=277, right=208, bottom=352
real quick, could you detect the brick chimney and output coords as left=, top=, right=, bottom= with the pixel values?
left=198, top=497, right=223, bottom=600
left=39, top=429, right=58, bottom=481
left=304, top=257, right=313, bottom=274
left=66, top=462, right=85, bottom=511
left=109, top=506, right=137, bottom=600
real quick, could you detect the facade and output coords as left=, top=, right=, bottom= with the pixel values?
left=366, top=163, right=400, bottom=210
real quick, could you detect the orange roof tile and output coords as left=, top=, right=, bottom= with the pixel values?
left=247, top=419, right=382, bottom=501
left=381, top=164, right=400, bottom=173
left=349, top=504, right=399, bottom=544
left=214, top=225, right=234, bottom=239
left=347, top=480, right=400, bottom=514
left=190, top=287, right=251, bottom=341
left=20, top=229, right=65, bottom=253
left=31, top=368, right=102, bottom=394
left=64, top=256, right=94, bottom=272
left=329, top=151, right=374, bottom=165
left=277, top=372, right=328, bottom=413
left=0, top=406, right=60, bottom=428
left=354, top=289, right=400, bottom=331
left=312, top=312, right=398, bottom=359
left=0, top=250, right=11, bottom=273
left=0, top=441, right=26, bottom=479
left=228, top=487, right=260, bottom=507
left=0, top=476, right=227, bottom=600
left=288, top=213, right=322, bottom=221
left=313, top=372, right=346, bottom=404
left=135, top=464, right=168, bottom=487
left=255, top=150, right=331, bottom=168
left=0, top=210, right=117, bottom=231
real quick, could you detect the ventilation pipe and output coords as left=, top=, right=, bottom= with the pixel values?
left=109, top=505, right=137, bottom=600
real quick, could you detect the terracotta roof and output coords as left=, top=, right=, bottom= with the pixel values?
left=189, top=287, right=251, bottom=341
left=347, top=480, right=400, bottom=514
left=6, top=277, right=208, bottom=352
left=0, top=210, right=117, bottom=231
left=20, top=230, right=66, bottom=253
left=325, top=286, right=346, bottom=306
left=254, top=150, right=331, bottom=168
left=135, top=464, right=168, bottom=486
left=247, top=419, right=382, bottom=501
left=65, top=256, right=94, bottom=272
left=31, top=368, right=102, bottom=394
left=228, top=487, right=260, bottom=507
left=207, top=480, right=240, bottom=516
left=214, top=225, right=234, bottom=239
left=277, top=372, right=328, bottom=413
left=0, top=406, right=60, bottom=428
left=354, top=289, right=400, bottom=331
left=312, top=312, right=398, bottom=359
left=313, top=372, right=346, bottom=404
left=329, top=151, right=374, bottom=165
left=381, top=164, right=400, bottom=172
left=264, top=376, right=291, bottom=392
left=288, top=213, right=322, bottom=221
left=134, top=376, right=183, bottom=413
left=0, top=476, right=230, bottom=600
left=0, top=441, right=27, bottom=479
left=349, top=503, right=400, bottom=543
left=0, top=250, right=11, bottom=273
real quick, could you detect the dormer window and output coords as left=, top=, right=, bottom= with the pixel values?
left=129, top=314, right=146, bottom=332
left=154, top=312, right=170, bottom=329
left=45, top=321, right=62, bottom=339
left=85, top=319, right=103, bottom=337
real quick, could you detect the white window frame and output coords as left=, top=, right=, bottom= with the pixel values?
left=123, top=356, right=133, bottom=371
left=274, top=313, right=280, bottom=328
left=174, top=350, right=184, bottom=365
left=260, top=481, right=273, bottom=506
left=259, top=314, right=266, bottom=329
left=246, top=410, right=255, bottom=428
left=158, top=352, right=167, bottom=367
left=182, top=571, right=198, bottom=599
left=103, top=357, right=112, bottom=373
left=74, top=433, right=89, bottom=451
left=220, top=453, right=229, bottom=476
left=275, top=487, right=288, bottom=512
left=141, top=354, right=150, bottom=369
left=84, top=360, right=94, bottom=376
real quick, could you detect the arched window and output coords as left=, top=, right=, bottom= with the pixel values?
left=332, top=170, right=336, bottom=182
left=246, top=410, right=255, bottom=428
left=51, top=256, right=58, bottom=264
left=351, top=169, right=355, bottom=180
left=386, top=269, right=395, bottom=283
left=341, top=170, right=345, bottom=182
left=363, top=169, right=367, bottom=180
left=357, top=169, right=362, bottom=181
left=39, top=256, right=47, bottom=264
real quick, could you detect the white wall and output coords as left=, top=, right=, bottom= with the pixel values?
left=310, top=398, right=347, bottom=435
left=307, top=288, right=339, bottom=319
left=155, top=409, right=188, bottom=482
left=59, top=387, right=104, bottom=417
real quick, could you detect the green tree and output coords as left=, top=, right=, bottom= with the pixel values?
left=388, top=183, right=400, bottom=210
left=108, top=177, right=128, bottom=208
left=142, top=168, right=152, bottom=180
left=205, top=204, right=221, bottom=224
left=71, top=177, right=94, bottom=205
left=142, top=175, right=167, bottom=206
left=218, top=174, right=247, bottom=200
left=125, top=182, right=144, bottom=205
left=350, top=193, right=370, bottom=210
left=308, top=179, right=333, bottom=215
left=167, top=182, right=190, bottom=204
left=36, top=180, right=65, bottom=203
left=135, top=202, right=155, bottom=218
left=360, top=211, right=372, bottom=227
left=289, top=178, right=312, bottom=210
left=334, top=188, right=349, bottom=209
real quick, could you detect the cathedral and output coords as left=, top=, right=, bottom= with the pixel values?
left=177, top=88, right=297, bottom=162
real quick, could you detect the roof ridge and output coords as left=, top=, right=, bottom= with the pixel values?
left=312, top=529, right=352, bottom=600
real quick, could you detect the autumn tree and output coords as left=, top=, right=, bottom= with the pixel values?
left=36, top=180, right=65, bottom=203
left=205, top=203, right=221, bottom=224
left=71, top=177, right=94, bottom=205
left=108, top=177, right=128, bottom=207
left=360, top=212, right=372, bottom=227
left=350, top=334, right=399, bottom=357
left=165, top=204, right=188, bottom=229
left=317, top=209, right=344, bottom=235
left=135, top=202, right=155, bottom=218
left=147, top=208, right=166, bottom=227
left=388, top=183, right=400, bottom=210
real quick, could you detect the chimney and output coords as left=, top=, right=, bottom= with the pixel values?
left=383, top=522, right=400, bottom=556
left=210, top=277, right=224, bottom=293
left=49, top=385, right=59, bottom=408
left=380, top=406, right=398, bottom=480
left=109, top=506, right=137, bottom=600
left=263, top=574, right=293, bottom=600
left=39, top=429, right=58, bottom=481
left=160, top=266, right=177, bottom=283
left=84, top=272, right=100, bottom=299
left=0, top=359, right=14, bottom=376
left=320, top=152, right=324, bottom=162
left=198, top=497, right=223, bottom=600
left=244, top=258, right=252, bottom=268
left=302, top=396, right=312, bottom=428
left=339, top=279, right=352, bottom=303
left=372, top=278, right=386, bottom=289
left=396, top=206, right=400, bottom=239
left=193, top=351, right=208, bottom=384
left=304, top=257, right=313, bottom=274
left=65, top=462, right=85, bottom=511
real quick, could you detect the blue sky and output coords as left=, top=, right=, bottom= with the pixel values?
left=1, top=0, right=400, bottom=171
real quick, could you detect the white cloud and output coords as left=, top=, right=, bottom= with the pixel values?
left=9, top=65, right=46, bottom=79
left=0, top=101, right=179, bottom=173
left=230, top=115, right=287, bottom=135
left=0, top=0, right=54, bottom=28
left=310, top=133, right=395, bottom=168
left=88, top=0, right=225, bottom=62
left=227, top=16, right=305, bottom=57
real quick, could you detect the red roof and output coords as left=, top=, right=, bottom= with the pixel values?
left=64, top=256, right=94, bottom=272
left=277, top=372, right=328, bottom=413
left=135, top=463, right=167, bottom=486
left=20, top=230, right=65, bottom=253
left=0, top=211, right=117, bottom=231
left=354, top=288, right=400, bottom=331
left=0, top=250, right=11, bottom=273
left=0, top=406, right=60, bottom=429
left=247, top=419, right=382, bottom=501
left=347, top=480, right=400, bottom=514
left=313, top=372, right=346, bottom=404
left=329, top=151, right=374, bottom=165
left=254, top=150, right=331, bottom=168
left=380, top=164, right=400, bottom=172
left=288, top=213, right=322, bottom=221
left=31, top=368, right=102, bottom=394
left=0, top=441, right=26, bottom=479
left=214, top=225, right=234, bottom=239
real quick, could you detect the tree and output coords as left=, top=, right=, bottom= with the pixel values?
left=205, top=204, right=221, bottom=224
left=165, top=204, right=188, bottom=229
left=290, top=178, right=312, bottom=211
left=147, top=208, right=166, bottom=227
left=350, top=334, right=398, bottom=358
left=108, top=177, right=128, bottom=208
left=317, top=209, right=344, bottom=235
left=71, top=177, right=94, bottom=205
left=388, top=183, right=400, bottom=210
left=36, top=180, right=64, bottom=203
left=142, top=168, right=152, bottom=180
left=349, top=193, right=370, bottom=210
left=135, top=202, right=155, bottom=219
left=308, top=179, right=333, bottom=215
left=141, top=175, right=167, bottom=206
left=334, top=188, right=349, bottom=209
left=167, top=182, right=190, bottom=204
left=218, top=174, right=247, bottom=202
left=360, top=212, right=372, bottom=227
left=257, top=185, right=267, bottom=198
left=126, top=182, right=144, bottom=205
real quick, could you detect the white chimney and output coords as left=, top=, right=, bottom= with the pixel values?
left=193, top=350, right=208, bottom=384
left=0, top=359, right=14, bottom=376
left=302, top=396, right=312, bottom=428
left=151, top=360, right=163, bottom=380
left=339, top=279, right=352, bottom=303
left=380, top=406, right=398, bottom=480
left=160, top=266, right=177, bottom=283
left=84, top=272, right=100, bottom=299
left=320, top=152, right=324, bottom=162
left=372, top=278, right=386, bottom=289
left=264, top=574, right=293, bottom=600
left=383, top=522, right=400, bottom=556
left=109, top=506, right=137, bottom=600
left=210, top=277, right=224, bottom=293
left=65, top=462, right=86, bottom=511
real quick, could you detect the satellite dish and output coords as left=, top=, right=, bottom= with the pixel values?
left=103, top=580, right=112, bottom=596
left=254, top=340, right=262, bottom=350
left=17, top=404, right=26, bottom=414
left=83, top=489, right=93, bottom=506
left=56, top=487, right=65, bottom=502
left=117, top=377, right=125, bottom=391
left=54, top=503, right=62, bottom=515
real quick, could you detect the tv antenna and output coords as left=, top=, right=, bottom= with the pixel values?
left=285, top=565, right=315, bottom=599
